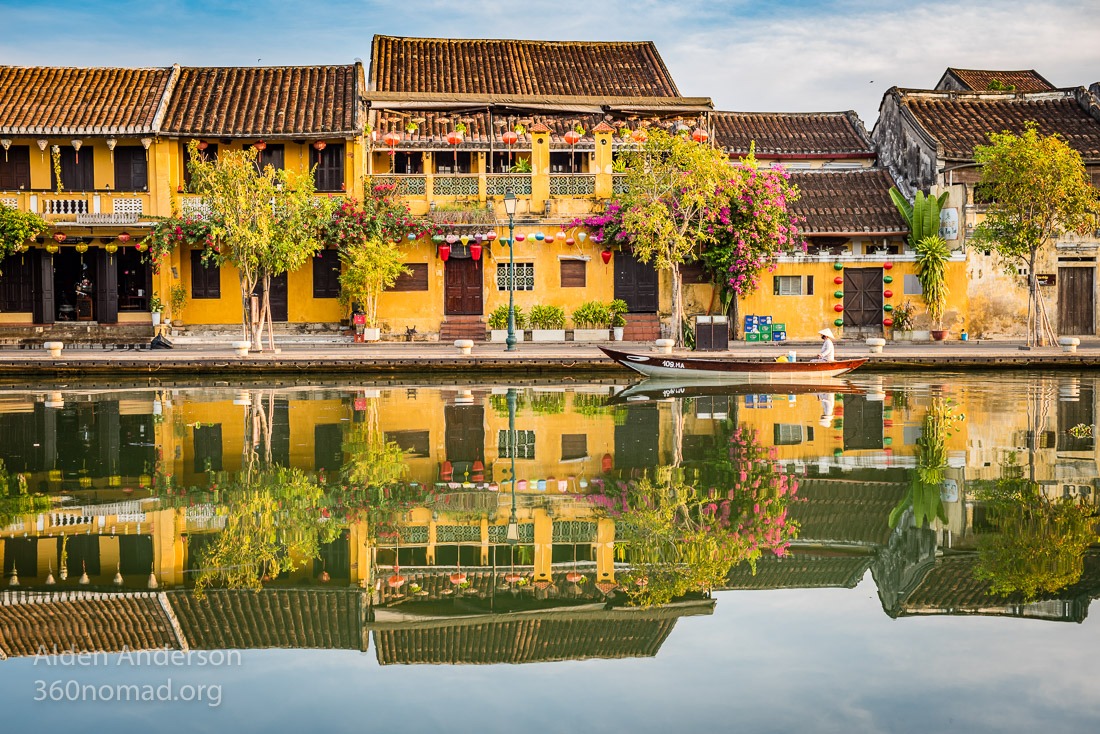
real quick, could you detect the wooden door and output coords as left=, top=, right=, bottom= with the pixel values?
left=32, top=249, right=54, bottom=324
left=843, top=267, right=883, bottom=329
left=444, top=258, right=483, bottom=315
left=257, top=273, right=289, bottom=322
left=96, top=249, right=118, bottom=324
left=614, top=403, right=659, bottom=469
left=1059, top=268, right=1094, bottom=335
left=614, top=250, right=658, bottom=312
left=444, top=404, right=485, bottom=463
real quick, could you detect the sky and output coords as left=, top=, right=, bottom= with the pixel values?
left=1, top=0, right=1098, bottom=128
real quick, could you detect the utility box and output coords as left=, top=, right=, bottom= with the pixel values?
left=695, top=315, right=729, bottom=351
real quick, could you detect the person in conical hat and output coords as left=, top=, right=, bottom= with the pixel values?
left=816, top=328, right=836, bottom=362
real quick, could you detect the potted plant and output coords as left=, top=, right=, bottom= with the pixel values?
left=528, top=304, right=566, bottom=342
left=170, top=283, right=187, bottom=326
left=610, top=299, right=628, bottom=341
left=487, top=303, right=526, bottom=343
left=149, top=294, right=164, bottom=326
left=571, top=301, right=611, bottom=341
left=915, top=235, right=950, bottom=340
left=510, top=157, right=532, bottom=174
left=339, top=238, right=409, bottom=342
left=891, top=300, right=915, bottom=341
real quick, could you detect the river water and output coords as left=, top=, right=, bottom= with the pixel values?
left=0, top=371, right=1097, bottom=732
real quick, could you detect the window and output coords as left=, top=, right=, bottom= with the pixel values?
left=560, top=260, right=586, bottom=288
left=679, top=261, right=709, bottom=284
left=312, top=249, right=341, bottom=298
left=435, top=151, right=471, bottom=174
left=51, top=146, right=94, bottom=191
left=193, top=424, right=223, bottom=473
left=903, top=274, right=923, bottom=295
left=257, top=144, right=284, bottom=171
left=190, top=250, right=221, bottom=299
left=183, top=143, right=218, bottom=187
left=0, top=253, right=33, bottom=312
left=384, top=430, right=431, bottom=457
left=561, top=434, right=587, bottom=461
left=773, top=423, right=804, bottom=445
left=314, top=143, right=345, bottom=192
left=773, top=275, right=804, bottom=295
left=387, top=263, right=429, bottom=291
left=498, top=429, right=535, bottom=459
left=113, top=147, right=148, bottom=191
left=497, top=263, right=534, bottom=291
left=0, top=145, right=30, bottom=190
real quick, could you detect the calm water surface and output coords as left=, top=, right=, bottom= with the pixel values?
left=0, top=371, right=1098, bottom=733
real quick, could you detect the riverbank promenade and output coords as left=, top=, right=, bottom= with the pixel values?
left=4, top=338, right=1100, bottom=378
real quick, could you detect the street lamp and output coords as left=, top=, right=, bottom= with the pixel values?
left=503, top=189, right=519, bottom=352
left=506, top=386, right=519, bottom=543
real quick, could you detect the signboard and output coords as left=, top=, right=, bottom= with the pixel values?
left=1036, top=273, right=1057, bottom=287
left=939, top=207, right=959, bottom=241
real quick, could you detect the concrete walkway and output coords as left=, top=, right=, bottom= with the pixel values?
left=4, top=337, right=1100, bottom=377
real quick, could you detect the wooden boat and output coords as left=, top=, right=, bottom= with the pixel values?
left=598, top=346, right=866, bottom=381
left=609, top=377, right=863, bottom=404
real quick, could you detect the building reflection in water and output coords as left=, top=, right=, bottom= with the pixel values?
left=1, top=374, right=1098, bottom=661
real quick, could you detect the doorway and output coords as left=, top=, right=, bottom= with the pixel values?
left=614, top=250, right=658, bottom=313
left=843, top=267, right=884, bottom=336
left=53, top=247, right=94, bottom=322
left=444, top=258, right=483, bottom=315
left=255, top=273, right=288, bottom=322
left=1059, top=267, right=1094, bottom=335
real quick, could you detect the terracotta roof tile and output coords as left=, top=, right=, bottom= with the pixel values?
left=162, top=65, right=361, bottom=137
left=789, top=170, right=909, bottom=235
left=0, top=591, right=178, bottom=658
left=792, top=478, right=909, bottom=544
left=0, top=66, right=174, bottom=136
left=941, top=68, right=1055, bottom=93
left=713, top=111, right=873, bottom=157
left=724, top=553, right=871, bottom=590
left=370, top=36, right=681, bottom=98
left=167, top=589, right=365, bottom=650
left=899, top=89, right=1100, bottom=159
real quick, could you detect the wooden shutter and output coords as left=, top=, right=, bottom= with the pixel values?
left=0, top=146, right=31, bottom=190
left=96, top=249, right=119, bottom=323
left=183, top=143, right=218, bottom=186
left=258, top=144, right=284, bottom=171
left=312, top=249, right=341, bottom=298
left=560, top=260, right=586, bottom=288
left=388, top=263, right=429, bottom=291
left=52, top=147, right=94, bottom=191
left=679, top=261, right=708, bottom=284
left=190, top=250, right=220, bottom=299
left=561, top=434, right=587, bottom=461
left=114, top=148, right=148, bottom=191
left=314, top=144, right=345, bottom=191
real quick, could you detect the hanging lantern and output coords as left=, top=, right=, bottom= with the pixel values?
left=104, top=242, right=119, bottom=254
left=53, top=231, right=67, bottom=244
left=883, top=289, right=893, bottom=299
left=601, top=249, right=612, bottom=264
left=577, top=231, right=587, bottom=242
left=883, top=262, right=893, bottom=270
left=502, top=130, right=519, bottom=146
left=833, top=262, right=844, bottom=270
left=7, top=567, right=17, bottom=587
left=544, top=234, right=555, bottom=244
left=565, top=237, right=575, bottom=246
left=432, top=234, right=444, bottom=243
left=450, top=572, right=467, bottom=585
left=75, top=241, right=89, bottom=254
left=446, top=131, right=464, bottom=146
left=71, top=139, right=82, bottom=163
left=134, top=241, right=148, bottom=252
left=883, top=317, right=894, bottom=327
left=833, top=276, right=844, bottom=285
left=118, top=231, right=131, bottom=244
left=382, top=132, right=401, bottom=149
left=253, top=140, right=267, bottom=152
left=470, top=243, right=482, bottom=261
left=631, top=129, right=647, bottom=143
left=883, top=304, right=894, bottom=312
left=36, top=138, right=47, bottom=162
left=833, top=290, right=844, bottom=298
left=692, top=128, right=709, bottom=143
left=486, top=231, right=497, bottom=241
left=439, top=243, right=451, bottom=261
left=883, top=275, right=893, bottom=284
left=45, top=243, right=60, bottom=254
left=446, top=233, right=458, bottom=244
left=0, top=138, right=10, bottom=162
left=601, top=453, right=613, bottom=472
left=113, top=564, right=124, bottom=586
left=312, top=140, right=327, bottom=151
left=195, top=140, right=208, bottom=151
left=833, top=304, right=844, bottom=312
left=564, top=129, right=582, bottom=146
left=140, top=137, right=153, bottom=160
left=514, top=233, right=525, bottom=242
left=834, top=318, right=844, bottom=327
left=459, top=234, right=469, bottom=246
left=387, top=571, right=407, bottom=589
left=534, top=232, right=544, bottom=241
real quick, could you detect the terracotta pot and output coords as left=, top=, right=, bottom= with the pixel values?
left=931, top=330, right=947, bottom=341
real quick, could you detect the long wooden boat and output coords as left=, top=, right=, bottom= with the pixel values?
left=598, top=346, right=866, bottom=381
left=609, top=377, right=863, bottom=404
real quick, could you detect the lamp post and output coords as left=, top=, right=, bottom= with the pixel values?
left=503, top=189, right=519, bottom=352
left=506, top=386, right=519, bottom=544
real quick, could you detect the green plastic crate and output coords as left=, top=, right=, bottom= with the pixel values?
left=745, top=333, right=761, bottom=342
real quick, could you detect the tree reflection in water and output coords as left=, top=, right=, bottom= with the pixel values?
left=890, top=396, right=963, bottom=530
left=592, top=423, right=800, bottom=607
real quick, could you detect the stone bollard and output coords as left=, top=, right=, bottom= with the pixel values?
left=655, top=338, right=674, bottom=355
left=866, top=337, right=886, bottom=354
left=1059, top=337, right=1080, bottom=354
left=43, top=341, right=64, bottom=358
left=231, top=341, right=251, bottom=358
left=454, top=339, right=474, bottom=355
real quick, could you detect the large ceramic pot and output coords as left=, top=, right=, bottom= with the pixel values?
left=931, top=329, right=948, bottom=341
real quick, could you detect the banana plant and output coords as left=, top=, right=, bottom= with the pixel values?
left=889, top=187, right=950, bottom=249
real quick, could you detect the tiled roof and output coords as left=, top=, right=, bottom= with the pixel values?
left=792, top=478, right=909, bottom=545
left=372, top=602, right=712, bottom=665
left=376, top=570, right=603, bottom=605
left=713, top=111, right=873, bottom=157
left=0, top=66, right=174, bottom=136
left=723, top=552, right=871, bottom=590
left=167, top=589, right=365, bottom=650
left=0, top=591, right=178, bottom=658
left=162, top=64, right=361, bottom=137
left=370, top=36, right=681, bottom=98
left=940, top=68, right=1055, bottom=93
left=897, top=89, right=1100, bottom=159
left=372, top=110, right=640, bottom=148
left=789, top=169, right=909, bottom=235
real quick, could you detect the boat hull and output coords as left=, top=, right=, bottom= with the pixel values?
left=598, top=347, right=866, bottom=381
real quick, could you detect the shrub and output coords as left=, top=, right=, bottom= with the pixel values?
left=488, top=304, right=527, bottom=330
left=529, top=304, right=565, bottom=330
left=571, top=301, right=610, bottom=329
left=609, top=299, right=628, bottom=328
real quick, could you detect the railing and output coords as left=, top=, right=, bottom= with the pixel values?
left=43, top=197, right=89, bottom=216
left=487, top=523, right=535, bottom=544
left=372, top=174, right=427, bottom=196
left=179, top=196, right=212, bottom=219
left=435, top=524, right=482, bottom=543
left=551, top=520, right=598, bottom=543
left=432, top=174, right=480, bottom=197
left=612, top=173, right=629, bottom=195
left=486, top=174, right=532, bottom=196
left=549, top=174, right=596, bottom=197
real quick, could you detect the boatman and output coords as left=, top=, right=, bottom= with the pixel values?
left=817, top=328, right=836, bottom=362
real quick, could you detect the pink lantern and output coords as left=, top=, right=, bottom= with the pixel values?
left=450, top=572, right=467, bottom=585
left=631, top=129, right=647, bottom=143
left=515, top=233, right=526, bottom=242
left=446, top=131, right=464, bottom=146
left=486, top=231, right=497, bottom=241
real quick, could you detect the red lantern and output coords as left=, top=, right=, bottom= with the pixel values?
left=387, top=572, right=406, bottom=589
left=692, top=128, right=709, bottom=143
left=883, top=262, right=893, bottom=270
left=197, top=140, right=209, bottom=151
left=382, top=132, right=401, bottom=148
left=502, top=131, right=519, bottom=146
left=52, top=232, right=67, bottom=244
left=566, top=571, right=584, bottom=584
left=439, top=244, right=451, bottom=261
left=834, top=276, right=843, bottom=285
left=883, top=317, right=894, bottom=327
left=117, top=231, right=131, bottom=244
left=470, top=243, right=482, bottom=261
left=601, top=453, right=613, bottom=472
left=883, top=289, right=893, bottom=298
left=564, top=130, right=582, bottom=146
left=312, top=140, right=327, bottom=151
left=449, top=572, right=467, bottom=585
left=446, top=131, right=464, bottom=146
left=565, top=237, right=575, bottom=246
left=514, top=233, right=525, bottom=242
left=631, top=129, right=647, bottom=143
left=834, top=304, right=844, bottom=312
left=486, top=231, right=497, bottom=241
left=601, top=249, right=612, bottom=264
left=253, top=140, right=267, bottom=152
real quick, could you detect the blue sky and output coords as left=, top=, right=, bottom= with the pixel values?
left=2, top=0, right=1097, bottom=126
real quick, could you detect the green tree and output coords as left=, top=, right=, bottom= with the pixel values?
left=971, top=123, right=1100, bottom=345
left=185, top=141, right=333, bottom=351
left=0, top=203, right=48, bottom=272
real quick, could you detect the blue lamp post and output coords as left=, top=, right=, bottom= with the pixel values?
left=506, top=386, right=519, bottom=543
left=503, top=189, right=518, bottom=352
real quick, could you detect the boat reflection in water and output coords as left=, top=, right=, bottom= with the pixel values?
left=1, top=373, right=1099, bottom=666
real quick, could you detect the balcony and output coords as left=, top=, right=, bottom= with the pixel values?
left=549, top=174, right=596, bottom=197
left=0, top=191, right=151, bottom=223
